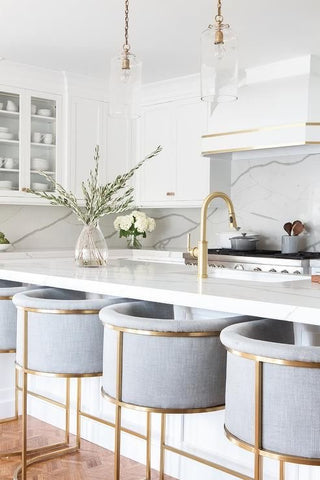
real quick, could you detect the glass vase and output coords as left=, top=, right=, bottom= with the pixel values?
left=127, top=235, right=142, bottom=249
left=75, top=223, right=108, bottom=267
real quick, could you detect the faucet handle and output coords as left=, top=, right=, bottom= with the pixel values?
left=187, top=233, right=198, bottom=258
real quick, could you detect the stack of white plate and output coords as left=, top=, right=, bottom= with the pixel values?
left=0, top=180, right=13, bottom=190
left=0, top=126, right=14, bottom=140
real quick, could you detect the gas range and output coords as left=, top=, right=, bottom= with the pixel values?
left=183, top=249, right=320, bottom=275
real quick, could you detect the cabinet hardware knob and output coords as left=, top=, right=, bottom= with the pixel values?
left=166, top=192, right=175, bottom=196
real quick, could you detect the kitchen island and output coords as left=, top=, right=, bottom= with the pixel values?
left=0, top=252, right=319, bottom=480
left=0, top=253, right=318, bottom=324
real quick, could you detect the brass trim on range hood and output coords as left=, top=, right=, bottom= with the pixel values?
left=202, top=122, right=320, bottom=139
left=201, top=122, right=320, bottom=155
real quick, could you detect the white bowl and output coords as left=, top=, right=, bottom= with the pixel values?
left=31, top=158, right=49, bottom=170
left=31, top=182, right=49, bottom=191
left=0, top=132, right=14, bottom=140
left=0, top=243, right=10, bottom=251
left=37, top=108, right=51, bottom=117
left=0, top=180, right=13, bottom=189
left=0, top=126, right=9, bottom=133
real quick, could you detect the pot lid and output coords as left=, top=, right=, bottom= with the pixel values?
left=231, top=233, right=259, bottom=241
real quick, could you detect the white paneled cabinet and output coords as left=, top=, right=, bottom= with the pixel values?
left=69, top=97, right=134, bottom=201
left=69, top=97, right=107, bottom=199
left=0, top=86, right=63, bottom=204
left=136, top=98, right=210, bottom=207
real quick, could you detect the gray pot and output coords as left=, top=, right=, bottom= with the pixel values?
left=230, top=234, right=259, bottom=251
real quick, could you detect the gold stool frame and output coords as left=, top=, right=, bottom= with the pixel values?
left=0, top=295, right=72, bottom=461
left=101, top=323, right=253, bottom=480
left=225, top=348, right=320, bottom=480
left=0, top=295, right=18, bottom=427
left=13, top=304, right=152, bottom=480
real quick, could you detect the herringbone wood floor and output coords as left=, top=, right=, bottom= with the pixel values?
left=0, top=416, right=175, bottom=480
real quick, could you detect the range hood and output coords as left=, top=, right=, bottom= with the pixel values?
left=202, top=55, right=320, bottom=157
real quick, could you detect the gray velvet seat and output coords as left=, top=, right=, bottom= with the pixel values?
left=0, top=279, right=32, bottom=430
left=100, top=300, right=253, bottom=480
left=221, top=318, right=320, bottom=480
left=11, top=287, right=131, bottom=480
left=13, top=287, right=126, bottom=375
left=0, top=280, right=30, bottom=351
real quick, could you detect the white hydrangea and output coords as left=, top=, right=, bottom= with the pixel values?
left=135, top=216, right=149, bottom=233
left=132, top=210, right=146, bottom=219
left=114, top=215, right=133, bottom=231
left=114, top=211, right=156, bottom=235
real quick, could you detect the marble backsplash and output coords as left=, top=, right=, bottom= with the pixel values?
left=0, top=152, right=319, bottom=252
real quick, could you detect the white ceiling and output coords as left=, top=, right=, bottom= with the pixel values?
left=0, top=0, right=319, bottom=83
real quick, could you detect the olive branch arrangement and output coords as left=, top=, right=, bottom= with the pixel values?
left=26, top=145, right=162, bottom=225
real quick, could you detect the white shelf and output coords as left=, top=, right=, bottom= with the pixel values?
left=0, top=168, right=19, bottom=173
left=31, top=114, right=56, bottom=122
left=30, top=170, right=55, bottom=175
left=31, top=142, right=55, bottom=148
left=0, top=110, right=19, bottom=117
left=0, top=139, right=19, bottom=145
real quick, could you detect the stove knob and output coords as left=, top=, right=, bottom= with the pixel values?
left=281, top=270, right=289, bottom=274
left=209, top=264, right=216, bottom=268
left=269, top=269, right=277, bottom=273
left=253, top=267, right=262, bottom=272
left=293, top=270, right=301, bottom=275
left=234, top=264, right=244, bottom=270
left=217, top=264, right=225, bottom=268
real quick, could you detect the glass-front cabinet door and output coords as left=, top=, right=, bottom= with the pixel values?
left=0, top=87, right=62, bottom=202
left=30, top=96, right=57, bottom=193
left=0, top=91, right=20, bottom=193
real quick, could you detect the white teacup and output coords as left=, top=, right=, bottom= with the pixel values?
left=31, top=104, right=37, bottom=115
left=4, top=158, right=16, bottom=169
left=6, top=100, right=18, bottom=112
left=32, top=132, right=42, bottom=143
left=43, top=133, right=53, bottom=144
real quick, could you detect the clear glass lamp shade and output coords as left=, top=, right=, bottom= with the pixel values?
left=200, top=25, right=239, bottom=103
left=109, top=52, right=142, bottom=119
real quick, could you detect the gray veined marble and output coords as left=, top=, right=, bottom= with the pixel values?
left=0, top=152, right=319, bottom=252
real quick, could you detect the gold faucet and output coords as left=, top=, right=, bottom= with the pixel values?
left=188, top=192, right=238, bottom=278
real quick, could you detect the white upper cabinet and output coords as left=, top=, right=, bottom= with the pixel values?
left=69, top=97, right=107, bottom=200
left=135, top=97, right=209, bottom=207
left=0, top=86, right=63, bottom=204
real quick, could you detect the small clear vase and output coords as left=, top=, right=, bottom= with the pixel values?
left=127, top=234, right=142, bottom=249
left=75, top=223, right=108, bottom=267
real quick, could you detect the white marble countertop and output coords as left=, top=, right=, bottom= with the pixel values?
left=0, top=251, right=319, bottom=325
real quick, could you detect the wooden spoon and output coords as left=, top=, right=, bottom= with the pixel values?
left=283, top=222, right=292, bottom=236
left=292, top=220, right=304, bottom=236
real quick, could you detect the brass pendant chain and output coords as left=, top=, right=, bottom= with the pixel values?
left=122, top=0, right=131, bottom=69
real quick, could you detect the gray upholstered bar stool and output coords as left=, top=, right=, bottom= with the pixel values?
left=100, top=300, right=253, bottom=480
left=221, top=318, right=320, bottom=480
left=12, top=287, right=130, bottom=480
left=0, top=280, right=31, bottom=429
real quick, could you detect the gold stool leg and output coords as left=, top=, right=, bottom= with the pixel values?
left=114, top=403, right=122, bottom=480
left=145, top=412, right=151, bottom=480
left=65, top=377, right=70, bottom=445
left=14, top=366, right=19, bottom=419
left=76, top=377, right=81, bottom=449
left=159, top=413, right=166, bottom=480
left=279, top=460, right=285, bottom=480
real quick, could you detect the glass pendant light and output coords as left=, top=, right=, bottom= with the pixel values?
left=201, top=0, right=238, bottom=103
left=109, top=0, right=142, bottom=119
